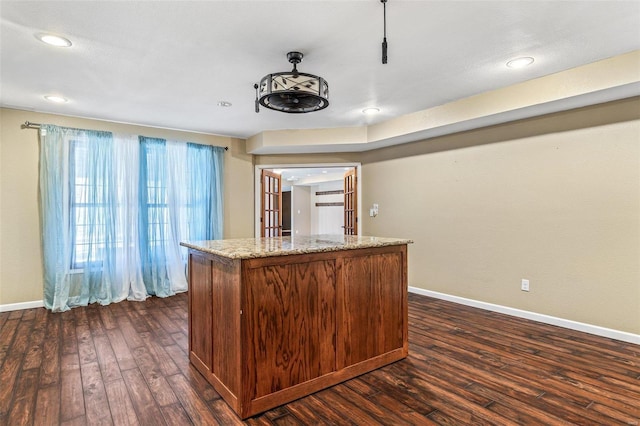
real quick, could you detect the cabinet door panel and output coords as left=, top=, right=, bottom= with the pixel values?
left=245, top=259, right=336, bottom=399
left=341, top=251, right=404, bottom=366
left=189, top=254, right=213, bottom=371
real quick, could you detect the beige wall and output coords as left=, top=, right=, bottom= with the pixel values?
left=360, top=98, right=640, bottom=334
left=0, top=108, right=254, bottom=305
left=291, top=186, right=311, bottom=236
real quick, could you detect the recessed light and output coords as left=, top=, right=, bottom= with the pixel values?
left=322, top=170, right=328, bottom=174
left=506, top=57, right=534, bottom=69
left=217, top=101, right=232, bottom=107
left=36, top=33, right=72, bottom=47
left=362, top=107, right=380, bottom=115
left=44, top=95, right=68, bottom=103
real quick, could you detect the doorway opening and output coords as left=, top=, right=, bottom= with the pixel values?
left=254, top=163, right=361, bottom=238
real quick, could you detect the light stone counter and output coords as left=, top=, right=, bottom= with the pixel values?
left=180, top=234, right=413, bottom=259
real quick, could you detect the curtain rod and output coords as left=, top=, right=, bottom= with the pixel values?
left=20, top=121, right=228, bottom=151
left=22, top=121, right=41, bottom=129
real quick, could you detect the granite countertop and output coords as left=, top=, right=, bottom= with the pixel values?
left=180, top=234, right=413, bottom=259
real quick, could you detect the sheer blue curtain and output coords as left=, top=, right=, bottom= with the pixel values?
left=138, top=138, right=225, bottom=296
left=187, top=142, right=224, bottom=242
left=40, top=125, right=118, bottom=310
left=138, top=137, right=187, bottom=297
left=39, top=125, right=224, bottom=311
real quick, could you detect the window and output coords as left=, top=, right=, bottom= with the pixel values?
left=140, top=139, right=170, bottom=261
left=69, top=139, right=110, bottom=269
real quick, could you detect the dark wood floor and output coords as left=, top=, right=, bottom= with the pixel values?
left=1, top=292, right=638, bottom=425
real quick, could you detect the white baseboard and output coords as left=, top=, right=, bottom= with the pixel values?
left=0, top=300, right=44, bottom=313
left=409, top=287, right=640, bottom=345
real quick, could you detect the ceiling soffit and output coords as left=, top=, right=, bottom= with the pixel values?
left=247, top=51, right=640, bottom=155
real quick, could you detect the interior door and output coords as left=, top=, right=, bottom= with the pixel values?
left=343, top=168, right=357, bottom=235
left=261, top=169, right=282, bottom=237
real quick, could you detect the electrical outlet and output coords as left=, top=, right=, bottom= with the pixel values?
left=521, top=279, right=530, bottom=292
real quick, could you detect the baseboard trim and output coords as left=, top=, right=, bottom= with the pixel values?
left=0, top=300, right=45, bottom=313
left=409, top=287, right=640, bottom=345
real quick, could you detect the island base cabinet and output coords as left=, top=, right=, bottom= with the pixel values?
left=187, top=244, right=408, bottom=419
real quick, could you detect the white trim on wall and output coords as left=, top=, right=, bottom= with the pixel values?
left=0, top=300, right=44, bottom=312
left=409, top=287, right=640, bottom=345
left=254, top=163, right=362, bottom=238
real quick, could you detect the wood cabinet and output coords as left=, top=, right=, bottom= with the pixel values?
left=187, top=243, right=408, bottom=419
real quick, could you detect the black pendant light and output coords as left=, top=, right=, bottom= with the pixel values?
left=254, top=51, right=329, bottom=114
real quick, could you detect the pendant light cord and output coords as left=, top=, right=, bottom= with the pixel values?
left=381, top=0, right=388, bottom=64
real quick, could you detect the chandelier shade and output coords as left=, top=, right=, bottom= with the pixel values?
left=255, top=52, right=329, bottom=114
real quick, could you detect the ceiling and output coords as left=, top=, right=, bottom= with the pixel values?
left=277, top=167, right=352, bottom=186
left=2, top=1, right=640, bottom=147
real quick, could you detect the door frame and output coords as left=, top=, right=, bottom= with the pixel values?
left=254, top=163, right=362, bottom=238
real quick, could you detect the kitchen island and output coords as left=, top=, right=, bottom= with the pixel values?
left=181, top=235, right=412, bottom=419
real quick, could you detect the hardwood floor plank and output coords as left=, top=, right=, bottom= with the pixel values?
left=33, top=385, right=61, bottom=426
left=136, top=310, right=175, bottom=348
left=60, top=311, right=78, bottom=356
left=121, top=368, right=167, bottom=425
left=99, top=304, right=118, bottom=331
left=535, top=390, right=624, bottom=425
left=137, top=332, right=180, bottom=377
left=8, top=320, right=32, bottom=359
left=169, top=331, right=188, bottom=351
left=0, top=311, right=9, bottom=330
left=587, top=400, right=640, bottom=425
left=22, top=314, right=46, bottom=371
left=115, top=315, right=145, bottom=350
left=93, top=334, right=123, bottom=383
left=0, top=354, right=23, bottom=417
left=0, top=318, right=19, bottom=366
left=333, top=381, right=439, bottom=426
left=312, top=385, right=391, bottom=425
left=59, top=354, right=85, bottom=422
left=106, top=328, right=138, bottom=372
left=466, top=382, right=575, bottom=425
left=166, top=373, right=222, bottom=425
left=149, top=308, right=182, bottom=335
left=284, top=394, right=356, bottom=425
left=208, top=398, right=246, bottom=425
left=160, top=403, right=193, bottom=425
left=21, top=310, right=36, bottom=321
left=40, top=313, right=61, bottom=387
left=376, top=364, right=517, bottom=426
left=104, top=379, right=139, bottom=426
left=7, top=310, right=24, bottom=320
left=123, top=306, right=150, bottom=335
left=87, top=306, right=106, bottom=339
left=130, top=345, right=179, bottom=407
left=75, top=324, right=97, bottom=365
left=80, top=361, right=112, bottom=425
left=60, top=416, right=88, bottom=426
left=356, top=365, right=449, bottom=417
left=7, top=368, right=39, bottom=425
